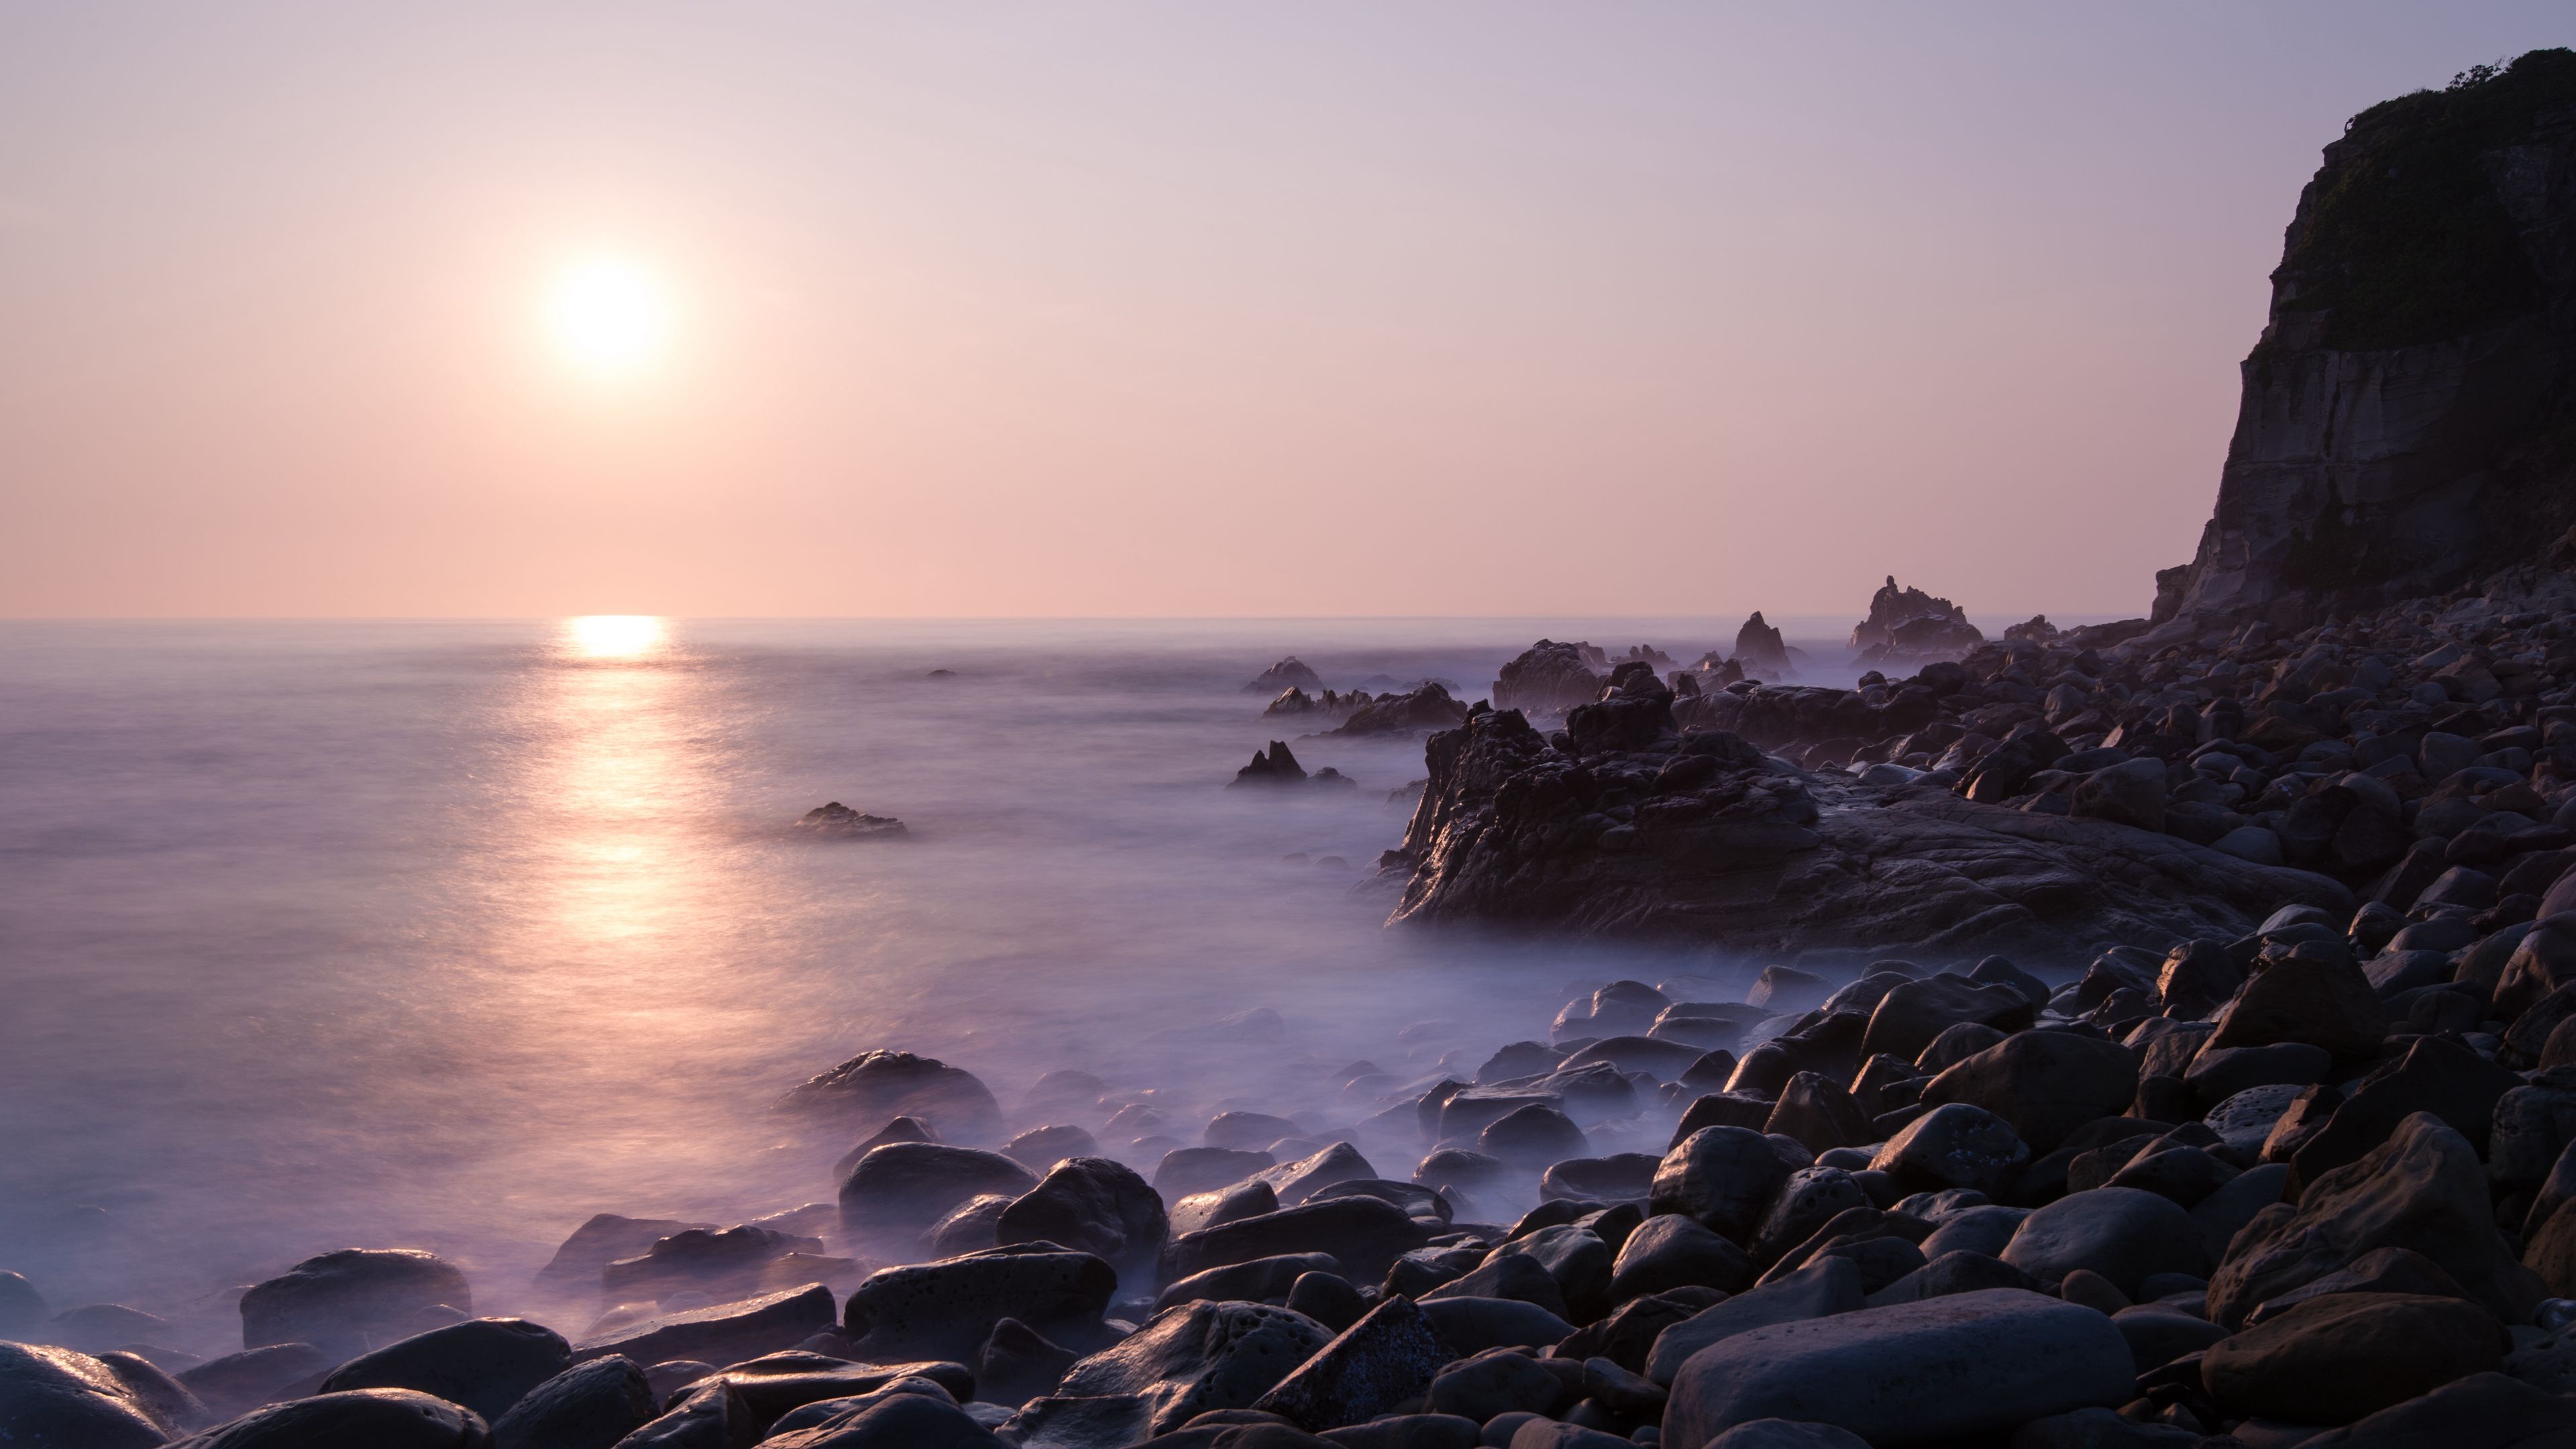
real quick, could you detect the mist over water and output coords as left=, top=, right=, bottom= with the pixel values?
left=0, top=616, right=1888, bottom=1350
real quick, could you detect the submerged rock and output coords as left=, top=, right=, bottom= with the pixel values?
left=798, top=802, right=908, bottom=839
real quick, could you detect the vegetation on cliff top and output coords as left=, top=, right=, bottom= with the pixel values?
left=2270, top=46, right=2575, bottom=353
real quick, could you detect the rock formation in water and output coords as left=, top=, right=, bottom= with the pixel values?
left=1493, top=640, right=1607, bottom=716
left=1325, top=682, right=1470, bottom=738
left=2154, top=50, right=2576, bottom=633
left=1849, top=578, right=1985, bottom=667
left=1230, top=739, right=1355, bottom=790
left=798, top=802, right=909, bottom=839
left=1732, top=613, right=1792, bottom=680
left=1243, top=657, right=1327, bottom=695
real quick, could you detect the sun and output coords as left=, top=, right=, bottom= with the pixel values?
left=565, top=614, right=665, bottom=659
left=544, top=259, right=673, bottom=378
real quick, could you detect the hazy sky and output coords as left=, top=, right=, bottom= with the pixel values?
left=2, top=5, right=2565, bottom=620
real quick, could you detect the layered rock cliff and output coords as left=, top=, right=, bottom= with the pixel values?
left=2157, top=50, right=2576, bottom=630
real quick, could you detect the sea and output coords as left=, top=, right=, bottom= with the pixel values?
left=0, top=615, right=1871, bottom=1348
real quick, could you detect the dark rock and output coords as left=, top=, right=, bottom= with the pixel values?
left=2184, top=1042, right=2332, bottom=1108
left=785, top=1050, right=1005, bottom=1142
left=1248, top=1296, right=1452, bottom=1432
left=2287, top=1035, right=2517, bottom=1189
left=534, top=1216, right=720, bottom=1303
left=1421, top=1251, right=1566, bottom=1320
left=1660, top=1288, right=2135, bottom=1447
left=1650, top=1128, right=1794, bottom=1242
left=1607, top=1215, right=1754, bottom=1301
left=2209, top=1112, right=2543, bottom=1327
left=1868, top=1103, right=2030, bottom=1197
left=2204, top=1291, right=2507, bottom=1425
left=2294, top=1371, right=2576, bottom=1448
left=1156, top=1256, right=1344, bottom=1314
left=1538, top=1155, right=1658, bottom=1205
left=319, top=1318, right=567, bottom=1424
left=998, top=1157, right=1170, bottom=1283
left=162, top=1389, right=490, bottom=1448
left=572, top=1285, right=837, bottom=1369
left=1918, top=1206, right=2031, bottom=1262
left=1057, top=1300, right=1332, bottom=1435
left=2001, top=1189, right=2210, bottom=1297
left=1763, top=1075, right=1874, bottom=1155
left=1246, top=658, right=1326, bottom=695
left=760, top=1387, right=996, bottom=1448
left=1002, top=1126, right=1102, bottom=1173
left=1480, top=1106, right=1589, bottom=1169
left=674, top=1352, right=973, bottom=1438
left=1493, top=641, right=1608, bottom=716
left=798, top=802, right=908, bottom=839
left=1330, top=684, right=1470, bottom=739
left=1862, top=976, right=2035, bottom=1065
left=843, top=1246, right=1115, bottom=1363
left=839, top=1143, right=1038, bottom=1249
left=1166, top=1199, right=1424, bottom=1288
left=1552, top=1289, right=1724, bottom=1375
left=1861, top=1250, right=2036, bottom=1307
left=0, top=1341, right=197, bottom=1448
left=1644, top=1258, right=1866, bottom=1386
left=178, top=1344, right=335, bottom=1420
left=2241, top=1245, right=2471, bottom=1328
left=975, top=1318, right=1077, bottom=1407
left=1316, top=1412, right=1478, bottom=1448
left=601, top=1226, right=821, bottom=1303
left=1426, top=1350, right=1569, bottom=1422
left=2206, top=959, right=2390, bottom=1063
left=1699, top=1424, right=1870, bottom=1449
left=490, top=1356, right=653, bottom=1449
left=1919, top=1032, right=2140, bottom=1154
left=240, top=1250, right=472, bottom=1358
left=1409, top=1297, right=1574, bottom=1358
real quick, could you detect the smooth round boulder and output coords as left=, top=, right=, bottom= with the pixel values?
left=994, top=1157, right=1169, bottom=1280
left=1607, top=1214, right=1754, bottom=1300
left=1651, top=1128, right=1794, bottom=1241
left=1868, top=1103, right=2029, bottom=1196
left=319, top=1318, right=567, bottom=1424
left=164, top=1389, right=490, bottom=1448
left=784, top=1050, right=1005, bottom=1142
left=1054, top=1299, right=1330, bottom=1435
left=1919, top=1032, right=2140, bottom=1154
left=490, top=1356, right=652, bottom=1449
left=837, top=1142, right=1038, bottom=1248
left=1704, top=1421, right=1870, bottom=1449
left=2202, top=1291, right=2507, bottom=1425
left=239, top=1250, right=472, bottom=1357
left=1481, top=1104, right=1589, bottom=1169
left=2206, top=959, right=2389, bottom=1063
left=842, top=1246, right=1116, bottom=1363
left=2000, top=1187, right=2208, bottom=1297
left=1660, top=1288, right=2134, bottom=1447
left=0, top=1341, right=188, bottom=1449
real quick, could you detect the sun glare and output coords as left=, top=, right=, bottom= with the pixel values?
left=565, top=614, right=666, bottom=659
left=545, top=260, right=673, bottom=379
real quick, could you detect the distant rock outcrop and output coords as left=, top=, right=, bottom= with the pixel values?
left=799, top=802, right=908, bottom=839
left=2154, top=50, right=2576, bottom=632
left=1493, top=640, right=1607, bottom=716
left=1733, top=613, right=1792, bottom=679
left=1230, top=740, right=1356, bottom=790
left=1242, top=657, right=1326, bottom=695
left=1328, top=682, right=1470, bottom=737
left=1849, top=578, right=1984, bottom=665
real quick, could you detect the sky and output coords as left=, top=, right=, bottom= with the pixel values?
left=1, top=4, right=2566, bottom=621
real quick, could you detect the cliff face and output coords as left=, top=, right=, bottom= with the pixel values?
left=2159, top=50, right=2576, bottom=629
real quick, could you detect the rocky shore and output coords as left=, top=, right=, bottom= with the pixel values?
left=11, top=44, right=2576, bottom=1449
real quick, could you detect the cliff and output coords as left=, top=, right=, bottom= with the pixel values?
left=2157, top=49, right=2576, bottom=631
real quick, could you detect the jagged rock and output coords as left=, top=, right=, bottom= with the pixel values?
left=1330, top=684, right=1470, bottom=739
left=1493, top=641, right=1609, bottom=716
left=1917, top=1032, right=2140, bottom=1155
left=1245, top=658, right=1326, bottom=695
left=2208, top=1112, right=2544, bottom=1328
left=1246, top=1296, right=1452, bottom=1432
left=798, top=802, right=908, bottom=839
left=1735, top=615, right=1793, bottom=679
left=1387, top=705, right=2349, bottom=957
left=1849, top=579, right=1984, bottom=666
left=1055, top=1301, right=1332, bottom=1434
left=1233, top=741, right=1310, bottom=787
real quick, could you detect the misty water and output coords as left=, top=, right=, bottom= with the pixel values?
left=1, top=616, right=1878, bottom=1350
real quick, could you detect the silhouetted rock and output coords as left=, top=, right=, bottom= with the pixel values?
left=798, top=802, right=908, bottom=839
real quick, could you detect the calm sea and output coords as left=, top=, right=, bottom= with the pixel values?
left=0, top=616, right=1853, bottom=1347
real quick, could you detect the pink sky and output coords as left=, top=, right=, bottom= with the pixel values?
left=1, top=4, right=2564, bottom=620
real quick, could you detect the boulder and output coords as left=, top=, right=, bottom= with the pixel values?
left=1660, top=1289, right=2134, bottom=1448
left=1248, top=1297, right=1454, bottom=1432
left=997, top=1157, right=1170, bottom=1283
left=784, top=1050, right=1005, bottom=1142
left=843, top=1246, right=1116, bottom=1363
left=239, top=1249, right=472, bottom=1357
left=1425, top=1350, right=1569, bottom=1422
left=1156, top=1255, right=1346, bottom=1314
left=0, top=1341, right=197, bottom=1448
left=1764, top=1075, right=1875, bottom=1154
left=2287, top=1035, right=2517, bottom=1189
left=1644, top=1258, right=1866, bottom=1386
left=1158, top=1149, right=1278, bottom=1201
left=2202, top=1291, right=2508, bottom=1425
left=319, top=1318, right=568, bottom=1424
left=2208, top=1112, right=2543, bottom=1328
left=532, top=1216, right=716, bottom=1301
left=1868, top=1104, right=2029, bottom=1197
left=178, top=1345, right=335, bottom=1421
left=672, top=1352, right=973, bottom=1438
left=839, top=1143, right=1039, bottom=1249
left=1919, top=1033, right=2140, bottom=1154
left=1055, top=1301, right=1332, bottom=1435
left=572, top=1285, right=836, bottom=1368
left=2206, top=958, right=2389, bottom=1063
left=1412, top=1297, right=1574, bottom=1357
left=2295, top=1371, right=2576, bottom=1448
left=1163, top=1199, right=1425, bottom=1288
left=2000, top=1189, right=2210, bottom=1297
left=490, top=1357, right=653, bottom=1449
left=1702, top=1424, right=1870, bottom=1449
left=1861, top=976, right=2035, bottom=1065
left=1650, top=1128, right=1794, bottom=1242
left=162, top=1389, right=489, bottom=1448
left=1607, top=1214, right=1755, bottom=1301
